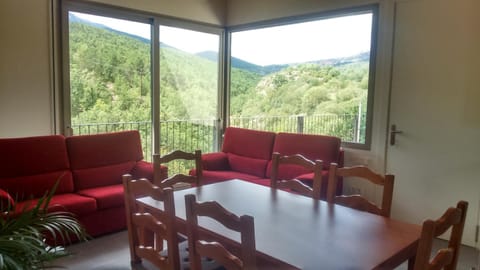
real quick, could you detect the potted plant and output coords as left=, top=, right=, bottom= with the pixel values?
left=0, top=182, right=88, bottom=270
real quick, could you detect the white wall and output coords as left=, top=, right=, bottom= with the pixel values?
left=0, top=0, right=54, bottom=137
left=387, top=0, right=480, bottom=247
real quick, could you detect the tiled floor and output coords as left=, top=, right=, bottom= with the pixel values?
left=51, top=230, right=478, bottom=269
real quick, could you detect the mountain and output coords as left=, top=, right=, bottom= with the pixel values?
left=309, top=52, right=370, bottom=66
left=70, top=13, right=369, bottom=76
left=196, top=50, right=369, bottom=75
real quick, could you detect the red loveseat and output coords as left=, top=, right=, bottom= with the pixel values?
left=0, top=130, right=162, bottom=237
left=198, top=127, right=344, bottom=198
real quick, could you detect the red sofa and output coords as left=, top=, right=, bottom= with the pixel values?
left=0, top=130, right=163, bottom=237
left=198, top=127, right=344, bottom=198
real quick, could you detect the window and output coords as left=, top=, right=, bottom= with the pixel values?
left=62, top=2, right=376, bottom=153
left=158, top=25, right=220, bottom=154
left=66, top=11, right=153, bottom=158
left=62, top=1, right=223, bottom=164
left=228, top=6, right=377, bottom=148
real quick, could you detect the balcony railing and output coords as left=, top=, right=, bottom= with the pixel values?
left=71, top=113, right=365, bottom=162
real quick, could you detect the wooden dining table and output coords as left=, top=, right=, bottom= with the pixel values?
left=138, top=179, right=421, bottom=269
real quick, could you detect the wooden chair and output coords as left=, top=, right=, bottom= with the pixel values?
left=270, top=152, right=323, bottom=200
left=154, top=149, right=203, bottom=188
left=122, top=174, right=180, bottom=270
left=413, top=201, right=468, bottom=270
left=185, top=194, right=257, bottom=270
left=326, top=163, right=394, bottom=217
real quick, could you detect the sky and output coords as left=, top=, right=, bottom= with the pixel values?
left=72, top=12, right=372, bottom=66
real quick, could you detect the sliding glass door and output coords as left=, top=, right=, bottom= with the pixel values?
left=158, top=25, right=221, bottom=173
left=63, top=2, right=223, bottom=162
left=66, top=11, right=153, bottom=158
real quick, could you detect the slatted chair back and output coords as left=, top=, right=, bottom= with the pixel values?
left=154, top=149, right=203, bottom=188
left=270, top=152, right=323, bottom=200
left=414, top=201, right=468, bottom=270
left=326, top=163, right=394, bottom=217
left=185, top=194, right=257, bottom=270
left=122, top=174, right=180, bottom=270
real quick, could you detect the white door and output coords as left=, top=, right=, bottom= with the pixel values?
left=386, top=0, right=480, bottom=247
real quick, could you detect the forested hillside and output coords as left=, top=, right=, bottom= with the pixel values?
left=69, top=18, right=369, bottom=147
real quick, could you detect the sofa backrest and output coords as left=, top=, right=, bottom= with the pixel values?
left=266, top=132, right=342, bottom=179
left=222, top=127, right=276, bottom=177
left=66, top=130, right=144, bottom=190
left=0, top=135, right=74, bottom=200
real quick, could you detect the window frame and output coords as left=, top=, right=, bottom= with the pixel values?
left=60, top=0, right=225, bottom=154
left=225, top=5, right=379, bottom=150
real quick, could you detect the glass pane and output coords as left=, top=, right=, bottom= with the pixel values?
left=159, top=25, right=219, bottom=173
left=68, top=12, right=152, bottom=159
left=230, top=12, right=373, bottom=145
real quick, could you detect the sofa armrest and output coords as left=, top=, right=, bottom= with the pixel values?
left=202, top=152, right=230, bottom=171
left=131, top=160, right=166, bottom=182
left=0, top=188, right=14, bottom=212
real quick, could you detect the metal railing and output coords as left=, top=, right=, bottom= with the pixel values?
left=71, top=113, right=365, bottom=162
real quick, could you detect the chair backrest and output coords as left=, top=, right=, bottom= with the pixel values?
left=414, top=201, right=468, bottom=270
left=326, top=163, right=394, bottom=217
left=122, top=174, right=180, bottom=270
left=153, top=149, right=203, bottom=188
left=185, top=194, right=257, bottom=270
left=270, top=152, right=323, bottom=200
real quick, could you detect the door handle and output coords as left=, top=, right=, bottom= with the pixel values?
left=390, top=124, right=403, bottom=145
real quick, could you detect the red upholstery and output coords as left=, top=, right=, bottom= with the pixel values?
left=77, top=184, right=124, bottom=210
left=78, top=206, right=126, bottom=237
left=202, top=152, right=230, bottom=170
left=130, top=160, right=156, bottom=180
left=222, top=127, right=276, bottom=160
left=67, top=131, right=146, bottom=190
left=269, top=132, right=341, bottom=172
left=66, top=130, right=143, bottom=169
left=0, top=189, right=14, bottom=211
left=200, top=128, right=344, bottom=197
left=0, top=135, right=70, bottom=177
left=73, top=161, right=136, bottom=190
left=227, top=153, right=268, bottom=177
left=201, top=170, right=264, bottom=185
left=0, top=135, right=74, bottom=199
left=14, top=193, right=97, bottom=217
left=0, top=171, right=74, bottom=201
left=0, top=131, right=154, bottom=239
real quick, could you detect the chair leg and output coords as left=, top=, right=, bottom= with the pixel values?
left=407, top=256, right=416, bottom=270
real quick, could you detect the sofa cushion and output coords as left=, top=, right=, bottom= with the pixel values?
left=0, top=135, right=69, bottom=178
left=222, top=127, right=276, bottom=160
left=202, top=152, right=230, bottom=170
left=201, top=170, right=263, bottom=185
left=130, top=160, right=157, bottom=180
left=66, top=130, right=143, bottom=170
left=73, top=161, right=136, bottom=190
left=0, top=171, right=74, bottom=201
left=228, top=153, right=268, bottom=178
left=77, top=184, right=124, bottom=210
left=14, top=193, right=97, bottom=217
left=270, top=132, right=341, bottom=173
